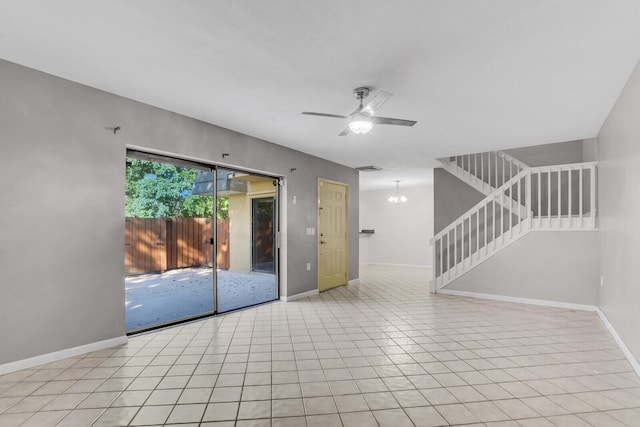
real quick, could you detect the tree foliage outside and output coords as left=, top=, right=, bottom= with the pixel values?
left=126, top=159, right=228, bottom=219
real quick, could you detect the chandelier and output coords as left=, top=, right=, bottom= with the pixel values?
left=388, top=181, right=407, bottom=203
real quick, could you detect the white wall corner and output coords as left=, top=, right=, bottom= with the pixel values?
left=596, top=309, right=640, bottom=379
left=0, top=336, right=128, bottom=376
left=280, top=289, right=319, bottom=302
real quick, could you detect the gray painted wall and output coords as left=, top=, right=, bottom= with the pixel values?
left=446, top=232, right=599, bottom=305
left=433, top=168, right=485, bottom=234
left=504, top=139, right=585, bottom=166
left=0, top=59, right=358, bottom=364
left=597, top=59, right=640, bottom=363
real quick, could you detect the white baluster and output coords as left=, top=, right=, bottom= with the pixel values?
left=579, top=167, right=583, bottom=228
left=537, top=171, right=541, bottom=229
left=476, top=210, right=480, bottom=257
left=568, top=167, right=572, bottom=227
left=446, top=233, right=451, bottom=281
left=439, top=239, right=443, bottom=280
left=494, top=153, right=498, bottom=189
left=474, top=153, right=478, bottom=179
left=547, top=170, right=551, bottom=228
left=492, top=197, right=496, bottom=247
left=454, top=223, right=457, bottom=275
left=590, top=165, right=596, bottom=229
left=509, top=181, right=513, bottom=238
left=557, top=169, right=561, bottom=227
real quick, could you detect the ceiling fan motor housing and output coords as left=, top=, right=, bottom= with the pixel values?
left=353, top=87, right=370, bottom=101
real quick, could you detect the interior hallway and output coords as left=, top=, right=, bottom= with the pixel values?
left=0, top=265, right=639, bottom=426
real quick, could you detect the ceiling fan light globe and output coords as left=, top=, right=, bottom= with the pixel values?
left=349, top=119, right=373, bottom=135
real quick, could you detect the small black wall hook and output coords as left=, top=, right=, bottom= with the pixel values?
left=105, top=126, right=121, bottom=134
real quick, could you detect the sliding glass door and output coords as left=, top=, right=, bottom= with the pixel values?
left=125, top=151, right=279, bottom=332
left=125, top=153, right=215, bottom=332
left=216, top=172, right=279, bottom=313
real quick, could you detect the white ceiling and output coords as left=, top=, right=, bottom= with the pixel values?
left=1, top=1, right=639, bottom=191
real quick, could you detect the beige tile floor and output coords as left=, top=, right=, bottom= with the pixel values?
left=1, top=265, right=639, bottom=426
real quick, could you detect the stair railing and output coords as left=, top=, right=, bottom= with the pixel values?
left=432, top=162, right=597, bottom=289
left=443, top=151, right=530, bottom=191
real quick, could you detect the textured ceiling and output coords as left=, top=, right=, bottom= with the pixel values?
left=1, top=1, right=639, bottom=190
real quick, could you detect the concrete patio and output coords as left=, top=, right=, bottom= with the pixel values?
left=125, top=267, right=277, bottom=331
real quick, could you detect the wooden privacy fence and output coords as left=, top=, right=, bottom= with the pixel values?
left=125, top=217, right=230, bottom=275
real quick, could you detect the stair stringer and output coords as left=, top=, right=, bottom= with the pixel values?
left=436, top=223, right=532, bottom=290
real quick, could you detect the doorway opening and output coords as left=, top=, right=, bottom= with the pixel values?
left=215, top=173, right=278, bottom=313
left=252, top=197, right=276, bottom=273
left=125, top=150, right=279, bottom=333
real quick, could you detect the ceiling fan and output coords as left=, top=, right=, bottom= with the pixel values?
left=302, top=87, right=417, bottom=136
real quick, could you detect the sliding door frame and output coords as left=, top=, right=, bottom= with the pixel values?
left=125, top=149, right=281, bottom=333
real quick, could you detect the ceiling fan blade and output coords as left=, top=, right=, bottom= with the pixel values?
left=302, top=112, right=349, bottom=119
left=371, top=116, right=417, bottom=127
left=338, top=126, right=351, bottom=136
left=362, top=91, right=393, bottom=116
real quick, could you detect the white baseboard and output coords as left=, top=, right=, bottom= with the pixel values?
left=436, top=288, right=598, bottom=312
left=436, top=288, right=640, bottom=379
left=0, top=336, right=128, bottom=376
left=596, top=309, right=640, bottom=378
left=280, top=289, right=319, bottom=302
left=348, top=278, right=360, bottom=286
left=362, top=262, right=432, bottom=269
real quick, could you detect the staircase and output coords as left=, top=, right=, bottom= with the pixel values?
left=439, top=151, right=529, bottom=217
left=432, top=150, right=597, bottom=290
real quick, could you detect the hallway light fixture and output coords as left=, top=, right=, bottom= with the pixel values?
left=388, top=181, right=407, bottom=203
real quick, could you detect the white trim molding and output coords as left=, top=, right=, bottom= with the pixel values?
left=436, top=289, right=598, bottom=312
left=364, top=262, right=432, bottom=269
left=348, top=278, right=360, bottom=286
left=280, top=289, right=319, bottom=302
left=596, top=309, right=640, bottom=378
left=0, top=336, right=128, bottom=376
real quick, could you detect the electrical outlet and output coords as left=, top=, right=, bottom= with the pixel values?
left=293, top=195, right=297, bottom=205
left=600, top=276, right=604, bottom=287
left=306, top=263, right=311, bottom=271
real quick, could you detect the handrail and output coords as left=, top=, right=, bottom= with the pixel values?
left=432, top=161, right=597, bottom=287
left=432, top=161, right=598, bottom=242
left=496, top=151, right=529, bottom=170
left=441, top=150, right=530, bottom=191
left=431, top=168, right=528, bottom=243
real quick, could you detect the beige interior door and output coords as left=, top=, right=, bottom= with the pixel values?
left=318, top=179, right=348, bottom=292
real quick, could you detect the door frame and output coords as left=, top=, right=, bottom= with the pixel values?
left=251, top=196, right=276, bottom=273
left=317, top=178, right=349, bottom=292
left=125, top=148, right=282, bottom=333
